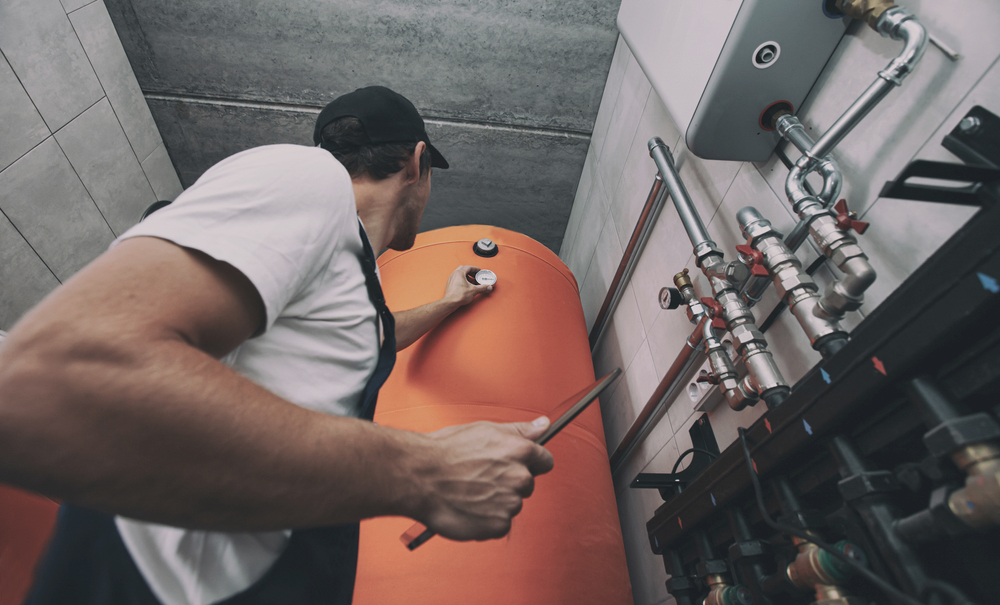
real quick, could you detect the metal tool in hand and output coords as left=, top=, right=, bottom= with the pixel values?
left=401, top=368, right=623, bottom=550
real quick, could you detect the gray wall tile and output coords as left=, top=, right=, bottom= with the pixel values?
left=70, top=0, right=160, bottom=161
left=56, top=98, right=156, bottom=234
left=0, top=213, right=60, bottom=331
left=0, top=138, right=114, bottom=280
left=141, top=143, right=183, bottom=202
left=0, top=54, right=50, bottom=172
left=0, top=0, right=104, bottom=131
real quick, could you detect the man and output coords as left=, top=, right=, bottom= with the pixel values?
left=0, top=86, right=554, bottom=604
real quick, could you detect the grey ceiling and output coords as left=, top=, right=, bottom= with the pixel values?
left=104, top=0, right=622, bottom=252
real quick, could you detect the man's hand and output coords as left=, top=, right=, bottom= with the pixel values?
left=442, top=265, right=493, bottom=306
left=393, top=265, right=494, bottom=351
left=412, top=417, right=555, bottom=541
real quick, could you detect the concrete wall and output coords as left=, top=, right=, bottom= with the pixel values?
left=0, top=0, right=181, bottom=330
left=559, top=3, right=1000, bottom=603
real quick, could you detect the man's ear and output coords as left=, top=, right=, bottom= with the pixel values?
left=405, top=141, right=427, bottom=185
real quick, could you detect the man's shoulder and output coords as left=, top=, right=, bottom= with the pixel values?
left=219, top=144, right=348, bottom=180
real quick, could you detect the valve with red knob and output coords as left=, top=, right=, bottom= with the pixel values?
left=833, top=199, right=870, bottom=234
left=699, top=297, right=729, bottom=332
left=736, top=244, right=770, bottom=278
left=696, top=371, right=720, bottom=386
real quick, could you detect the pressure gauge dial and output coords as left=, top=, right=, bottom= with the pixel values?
left=475, top=269, right=497, bottom=286
left=659, top=287, right=682, bottom=310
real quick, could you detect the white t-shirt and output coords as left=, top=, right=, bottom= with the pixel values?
left=111, top=144, right=381, bottom=605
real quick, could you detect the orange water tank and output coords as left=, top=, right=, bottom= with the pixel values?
left=0, top=484, right=58, bottom=605
left=354, top=225, right=632, bottom=605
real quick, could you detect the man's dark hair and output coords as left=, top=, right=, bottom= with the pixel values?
left=320, top=117, right=431, bottom=180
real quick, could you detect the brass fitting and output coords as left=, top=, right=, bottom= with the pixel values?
left=674, top=268, right=694, bottom=290
left=948, top=443, right=1000, bottom=529
left=787, top=537, right=866, bottom=605
left=702, top=575, right=752, bottom=605
left=836, top=0, right=897, bottom=30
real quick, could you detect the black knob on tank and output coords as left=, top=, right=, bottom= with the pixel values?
left=473, top=238, right=499, bottom=257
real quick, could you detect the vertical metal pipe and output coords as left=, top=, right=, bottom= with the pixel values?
left=589, top=176, right=666, bottom=351
left=648, top=138, right=716, bottom=256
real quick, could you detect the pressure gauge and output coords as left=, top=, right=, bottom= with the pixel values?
left=475, top=269, right=497, bottom=286
left=658, top=287, right=682, bottom=310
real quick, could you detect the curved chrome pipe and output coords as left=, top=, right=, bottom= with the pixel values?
left=806, top=7, right=927, bottom=164
left=778, top=8, right=927, bottom=320
left=777, top=115, right=842, bottom=207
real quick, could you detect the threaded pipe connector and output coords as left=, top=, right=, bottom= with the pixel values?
left=837, top=0, right=897, bottom=30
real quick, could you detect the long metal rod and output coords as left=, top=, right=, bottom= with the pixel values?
left=589, top=176, right=666, bottom=351
left=609, top=317, right=707, bottom=475
left=648, top=137, right=714, bottom=252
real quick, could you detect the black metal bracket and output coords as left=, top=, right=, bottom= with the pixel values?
left=630, top=414, right=721, bottom=502
left=878, top=160, right=1000, bottom=207
left=943, top=105, right=1000, bottom=169
left=880, top=106, right=1000, bottom=207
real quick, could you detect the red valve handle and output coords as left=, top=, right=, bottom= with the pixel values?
left=736, top=244, right=769, bottom=277
left=711, top=317, right=728, bottom=331
left=834, top=199, right=870, bottom=235
left=700, top=297, right=724, bottom=319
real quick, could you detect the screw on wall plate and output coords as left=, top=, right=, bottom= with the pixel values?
left=958, top=116, right=981, bottom=134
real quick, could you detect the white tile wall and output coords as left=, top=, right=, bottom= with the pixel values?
left=563, top=12, right=1000, bottom=602
left=0, top=0, right=182, bottom=329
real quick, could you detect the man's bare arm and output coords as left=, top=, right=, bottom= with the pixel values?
left=0, top=238, right=549, bottom=538
left=392, top=265, right=492, bottom=351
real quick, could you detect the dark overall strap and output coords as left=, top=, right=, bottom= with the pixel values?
left=23, top=224, right=397, bottom=605
left=355, top=220, right=396, bottom=421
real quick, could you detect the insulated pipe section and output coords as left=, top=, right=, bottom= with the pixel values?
left=589, top=176, right=667, bottom=351
left=648, top=138, right=722, bottom=266
left=738, top=208, right=848, bottom=359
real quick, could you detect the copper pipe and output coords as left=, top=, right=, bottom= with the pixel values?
left=589, top=175, right=666, bottom=351
left=609, top=316, right=706, bottom=475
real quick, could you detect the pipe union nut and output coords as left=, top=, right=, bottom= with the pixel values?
left=830, top=243, right=867, bottom=267
left=720, top=376, right=741, bottom=393
left=821, top=284, right=864, bottom=315
left=776, top=272, right=818, bottom=300
left=743, top=221, right=779, bottom=245
left=731, top=324, right=766, bottom=349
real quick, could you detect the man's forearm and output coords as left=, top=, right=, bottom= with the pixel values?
left=0, top=245, right=545, bottom=540
left=0, top=324, right=429, bottom=531
left=393, top=298, right=462, bottom=351
left=392, top=264, right=491, bottom=350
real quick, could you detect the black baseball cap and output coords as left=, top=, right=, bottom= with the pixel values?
left=313, top=86, right=449, bottom=169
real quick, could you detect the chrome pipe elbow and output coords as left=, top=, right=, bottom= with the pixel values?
left=785, top=162, right=814, bottom=210
left=876, top=8, right=928, bottom=85
left=776, top=115, right=843, bottom=207
left=816, top=156, right=843, bottom=206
